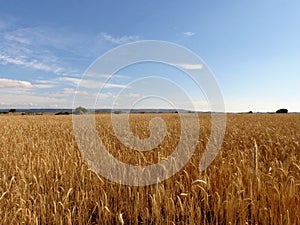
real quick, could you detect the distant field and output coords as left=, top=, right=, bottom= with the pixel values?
left=0, top=114, right=299, bottom=224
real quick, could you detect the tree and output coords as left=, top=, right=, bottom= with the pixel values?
left=9, top=109, right=16, bottom=113
left=276, top=108, right=288, bottom=114
left=73, top=106, right=88, bottom=114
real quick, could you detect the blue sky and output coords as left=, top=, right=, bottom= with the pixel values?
left=0, top=0, right=299, bottom=112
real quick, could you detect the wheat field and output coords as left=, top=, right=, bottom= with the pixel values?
left=0, top=113, right=299, bottom=224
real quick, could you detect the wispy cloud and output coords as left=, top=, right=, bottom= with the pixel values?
left=98, top=92, right=114, bottom=100
left=183, top=31, right=195, bottom=37
left=63, top=88, right=88, bottom=95
left=0, top=78, right=57, bottom=89
left=0, top=20, right=140, bottom=108
left=60, top=76, right=129, bottom=89
left=0, top=20, right=140, bottom=78
left=0, top=53, right=63, bottom=73
left=0, top=25, right=82, bottom=76
left=4, top=33, right=31, bottom=44
left=176, top=63, right=203, bottom=70
left=34, top=84, right=56, bottom=89
left=59, top=77, right=81, bottom=86
left=101, top=32, right=139, bottom=44
left=103, top=83, right=129, bottom=89
left=0, top=94, right=65, bottom=108
left=0, top=78, right=34, bottom=89
left=35, top=79, right=59, bottom=84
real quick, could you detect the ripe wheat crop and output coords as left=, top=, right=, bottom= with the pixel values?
left=0, top=114, right=299, bottom=224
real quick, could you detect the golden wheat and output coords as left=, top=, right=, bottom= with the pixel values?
left=0, top=113, right=299, bottom=224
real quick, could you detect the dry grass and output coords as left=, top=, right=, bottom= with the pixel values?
left=0, top=113, right=299, bottom=224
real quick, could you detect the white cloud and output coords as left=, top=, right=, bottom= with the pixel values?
left=0, top=78, right=58, bottom=89
left=0, top=78, right=34, bottom=89
left=35, top=79, right=55, bottom=84
left=97, top=92, right=114, bottom=100
left=0, top=22, right=139, bottom=77
left=126, top=93, right=141, bottom=98
left=34, top=84, right=56, bottom=89
left=60, top=76, right=129, bottom=89
left=0, top=94, right=65, bottom=108
left=0, top=53, right=64, bottom=74
left=183, top=32, right=195, bottom=37
left=101, top=32, right=139, bottom=44
left=103, top=83, right=129, bottom=89
left=31, top=79, right=58, bottom=89
left=4, top=33, right=31, bottom=44
left=176, top=63, right=203, bottom=70
left=0, top=25, right=82, bottom=76
left=59, top=77, right=81, bottom=86
left=98, top=92, right=140, bottom=100
left=63, top=88, right=88, bottom=95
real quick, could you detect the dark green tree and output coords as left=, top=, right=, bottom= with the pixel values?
left=74, top=106, right=88, bottom=114
left=276, top=109, right=288, bottom=114
left=9, top=109, right=16, bottom=113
